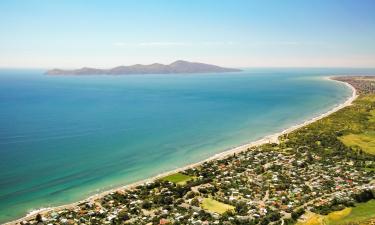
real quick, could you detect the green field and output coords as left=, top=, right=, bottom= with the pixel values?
left=296, top=212, right=324, bottom=225
left=201, top=198, right=234, bottom=214
left=298, top=200, right=375, bottom=225
left=161, top=172, right=193, bottom=185
left=327, top=200, right=375, bottom=225
left=339, top=132, right=375, bottom=155
left=369, top=109, right=375, bottom=123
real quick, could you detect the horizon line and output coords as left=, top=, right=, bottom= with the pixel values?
left=1, top=65, right=375, bottom=70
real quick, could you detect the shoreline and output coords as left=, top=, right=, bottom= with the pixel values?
left=4, top=76, right=357, bottom=225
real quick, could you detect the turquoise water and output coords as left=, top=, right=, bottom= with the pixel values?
left=0, top=68, right=374, bottom=223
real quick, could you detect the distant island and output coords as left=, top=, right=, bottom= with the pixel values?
left=46, top=60, right=242, bottom=75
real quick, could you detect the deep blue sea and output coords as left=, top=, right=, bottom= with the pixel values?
left=0, top=68, right=374, bottom=223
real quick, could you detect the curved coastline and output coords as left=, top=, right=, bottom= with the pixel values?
left=4, top=76, right=357, bottom=225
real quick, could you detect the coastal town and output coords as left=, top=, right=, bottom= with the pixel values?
left=13, top=77, right=375, bottom=225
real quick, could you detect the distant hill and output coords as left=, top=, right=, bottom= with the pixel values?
left=46, top=60, right=241, bottom=75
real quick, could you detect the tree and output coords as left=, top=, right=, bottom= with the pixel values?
left=186, top=191, right=195, bottom=199
left=291, top=208, right=305, bottom=220
left=235, top=201, right=248, bottom=215
left=118, top=209, right=130, bottom=221
left=36, top=213, right=43, bottom=222
left=142, top=200, right=152, bottom=209
left=191, top=198, right=200, bottom=207
left=268, top=211, right=281, bottom=222
left=260, top=217, right=270, bottom=225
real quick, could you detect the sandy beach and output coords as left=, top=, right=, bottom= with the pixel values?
left=5, top=76, right=357, bottom=225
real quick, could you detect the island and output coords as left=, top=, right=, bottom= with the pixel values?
left=46, top=60, right=242, bottom=75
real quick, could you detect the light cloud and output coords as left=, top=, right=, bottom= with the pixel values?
left=247, top=41, right=325, bottom=47
left=113, top=41, right=322, bottom=48
left=113, top=41, right=236, bottom=47
left=138, top=42, right=189, bottom=46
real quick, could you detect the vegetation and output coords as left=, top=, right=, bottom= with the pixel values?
left=201, top=198, right=234, bottom=214
left=326, top=200, right=375, bottom=225
left=161, top=172, right=194, bottom=185
left=297, top=200, right=375, bottom=225
left=296, top=212, right=323, bottom=225
left=281, top=94, right=375, bottom=155
left=339, top=133, right=375, bottom=155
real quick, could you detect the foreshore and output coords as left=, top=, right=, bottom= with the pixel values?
left=5, top=76, right=358, bottom=225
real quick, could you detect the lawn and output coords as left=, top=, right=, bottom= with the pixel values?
left=325, top=208, right=352, bottom=223
left=326, top=200, right=375, bottom=225
left=296, top=212, right=323, bottom=225
left=339, top=133, right=375, bottom=155
left=298, top=200, right=375, bottom=225
left=201, top=198, right=234, bottom=214
left=369, top=109, right=375, bottom=123
left=161, top=172, right=193, bottom=185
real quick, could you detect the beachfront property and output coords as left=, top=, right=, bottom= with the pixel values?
left=15, top=77, right=375, bottom=225
left=18, top=140, right=374, bottom=225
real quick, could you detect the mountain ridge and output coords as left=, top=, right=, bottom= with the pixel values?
left=46, top=60, right=241, bottom=75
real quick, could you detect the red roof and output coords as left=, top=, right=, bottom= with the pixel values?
left=160, top=218, right=170, bottom=225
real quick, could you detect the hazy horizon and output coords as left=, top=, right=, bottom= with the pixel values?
left=1, top=0, right=375, bottom=68
left=2, top=64, right=375, bottom=71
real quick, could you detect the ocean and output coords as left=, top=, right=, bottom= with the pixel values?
left=0, top=68, right=374, bottom=223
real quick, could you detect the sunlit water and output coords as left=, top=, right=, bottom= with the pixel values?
left=1, top=68, right=374, bottom=222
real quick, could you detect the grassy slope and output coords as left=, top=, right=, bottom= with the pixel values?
left=296, top=212, right=324, bottom=225
left=281, top=94, right=375, bottom=158
left=327, top=200, right=375, bottom=225
left=201, top=198, right=234, bottom=214
left=325, top=208, right=352, bottom=224
left=339, top=133, right=375, bottom=155
left=369, top=109, right=375, bottom=123
left=337, top=102, right=375, bottom=155
left=297, top=200, right=375, bottom=225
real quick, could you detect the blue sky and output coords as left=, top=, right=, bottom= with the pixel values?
left=0, top=0, right=374, bottom=68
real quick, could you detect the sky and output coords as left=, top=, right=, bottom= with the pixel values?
left=0, top=0, right=374, bottom=68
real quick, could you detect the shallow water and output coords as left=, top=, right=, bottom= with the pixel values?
left=0, top=68, right=374, bottom=222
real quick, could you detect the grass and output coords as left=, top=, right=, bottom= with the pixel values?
left=201, top=198, right=234, bottom=214
left=364, top=167, right=375, bottom=172
left=325, top=208, right=352, bottom=222
left=336, top=96, right=375, bottom=155
left=161, top=172, right=193, bottom=185
left=326, top=200, right=375, bottom=225
left=369, top=109, right=375, bottom=123
left=296, top=212, right=323, bottom=225
left=298, top=200, right=375, bottom=225
left=360, top=95, right=375, bottom=103
left=339, top=133, right=375, bottom=155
